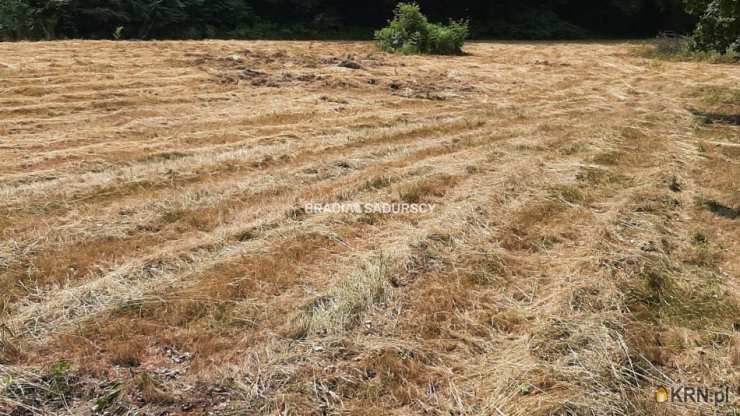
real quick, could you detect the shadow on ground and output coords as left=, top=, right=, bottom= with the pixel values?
left=704, top=199, right=740, bottom=219
left=689, top=108, right=740, bottom=126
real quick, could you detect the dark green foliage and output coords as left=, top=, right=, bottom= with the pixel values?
left=475, top=8, right=587, bottom=39
left=0, top=0, right=69, bottom=40
left=685, top=0, right=739, bottom=53
left=375, top=3, right=468, bottom=54
left=375, top=3, right=430, bottom=54
left=0, top=0, right=32, bottom=40
left=0, top=0, right=698, bottom=41
left=1, top=0, right=256, bottom=40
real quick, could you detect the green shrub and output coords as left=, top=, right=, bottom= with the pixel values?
left=685, top=0, right=740, bottom=54
left=375, top=2, right=468, bottom=55
left=428, top=21, right=468, bottom=55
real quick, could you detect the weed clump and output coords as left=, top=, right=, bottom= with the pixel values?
left=1, top=361, right=77, bottom=412
left=375, top=2, right=468, bottom=55
left=626, top=266, right=739, bottom=330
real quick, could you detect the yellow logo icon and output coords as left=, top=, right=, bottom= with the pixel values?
left=655, top=386, right=669, bottom=403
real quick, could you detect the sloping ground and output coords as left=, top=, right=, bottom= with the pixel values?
left=0, top=40, right=738, bottom=415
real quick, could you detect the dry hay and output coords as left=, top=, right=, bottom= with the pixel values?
left=0, top=40, right=738, bottom=415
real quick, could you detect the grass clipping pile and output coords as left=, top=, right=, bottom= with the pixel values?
left=0, top=39, right=738, bottom=415
left=190, top=47, right=477, bottom=100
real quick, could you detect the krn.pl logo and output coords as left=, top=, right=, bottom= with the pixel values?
left=655, top=386, right=669, bottom=403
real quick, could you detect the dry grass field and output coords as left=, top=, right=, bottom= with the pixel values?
left=0, top=40, right=738, bottom=415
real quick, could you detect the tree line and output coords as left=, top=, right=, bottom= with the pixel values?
left=0, top=0, right=737, bottom=53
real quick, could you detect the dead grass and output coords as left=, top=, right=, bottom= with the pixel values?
left=134, top=373, right=175, bottom=405
left=0, top=40, right=738, bottom=415
left=502, top=199, right=569, bottom=251
left=397, top=173, right=460, bottom=203
left=108, top=339, right=145, bottom=368
left=291, top=254, right=393, bottom=337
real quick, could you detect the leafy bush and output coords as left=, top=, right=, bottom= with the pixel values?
left=685, top=0, right=740, bottom=53
left=428, top=21, right=468, bottom=55
left=375, top=2, right=468, bottom=55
